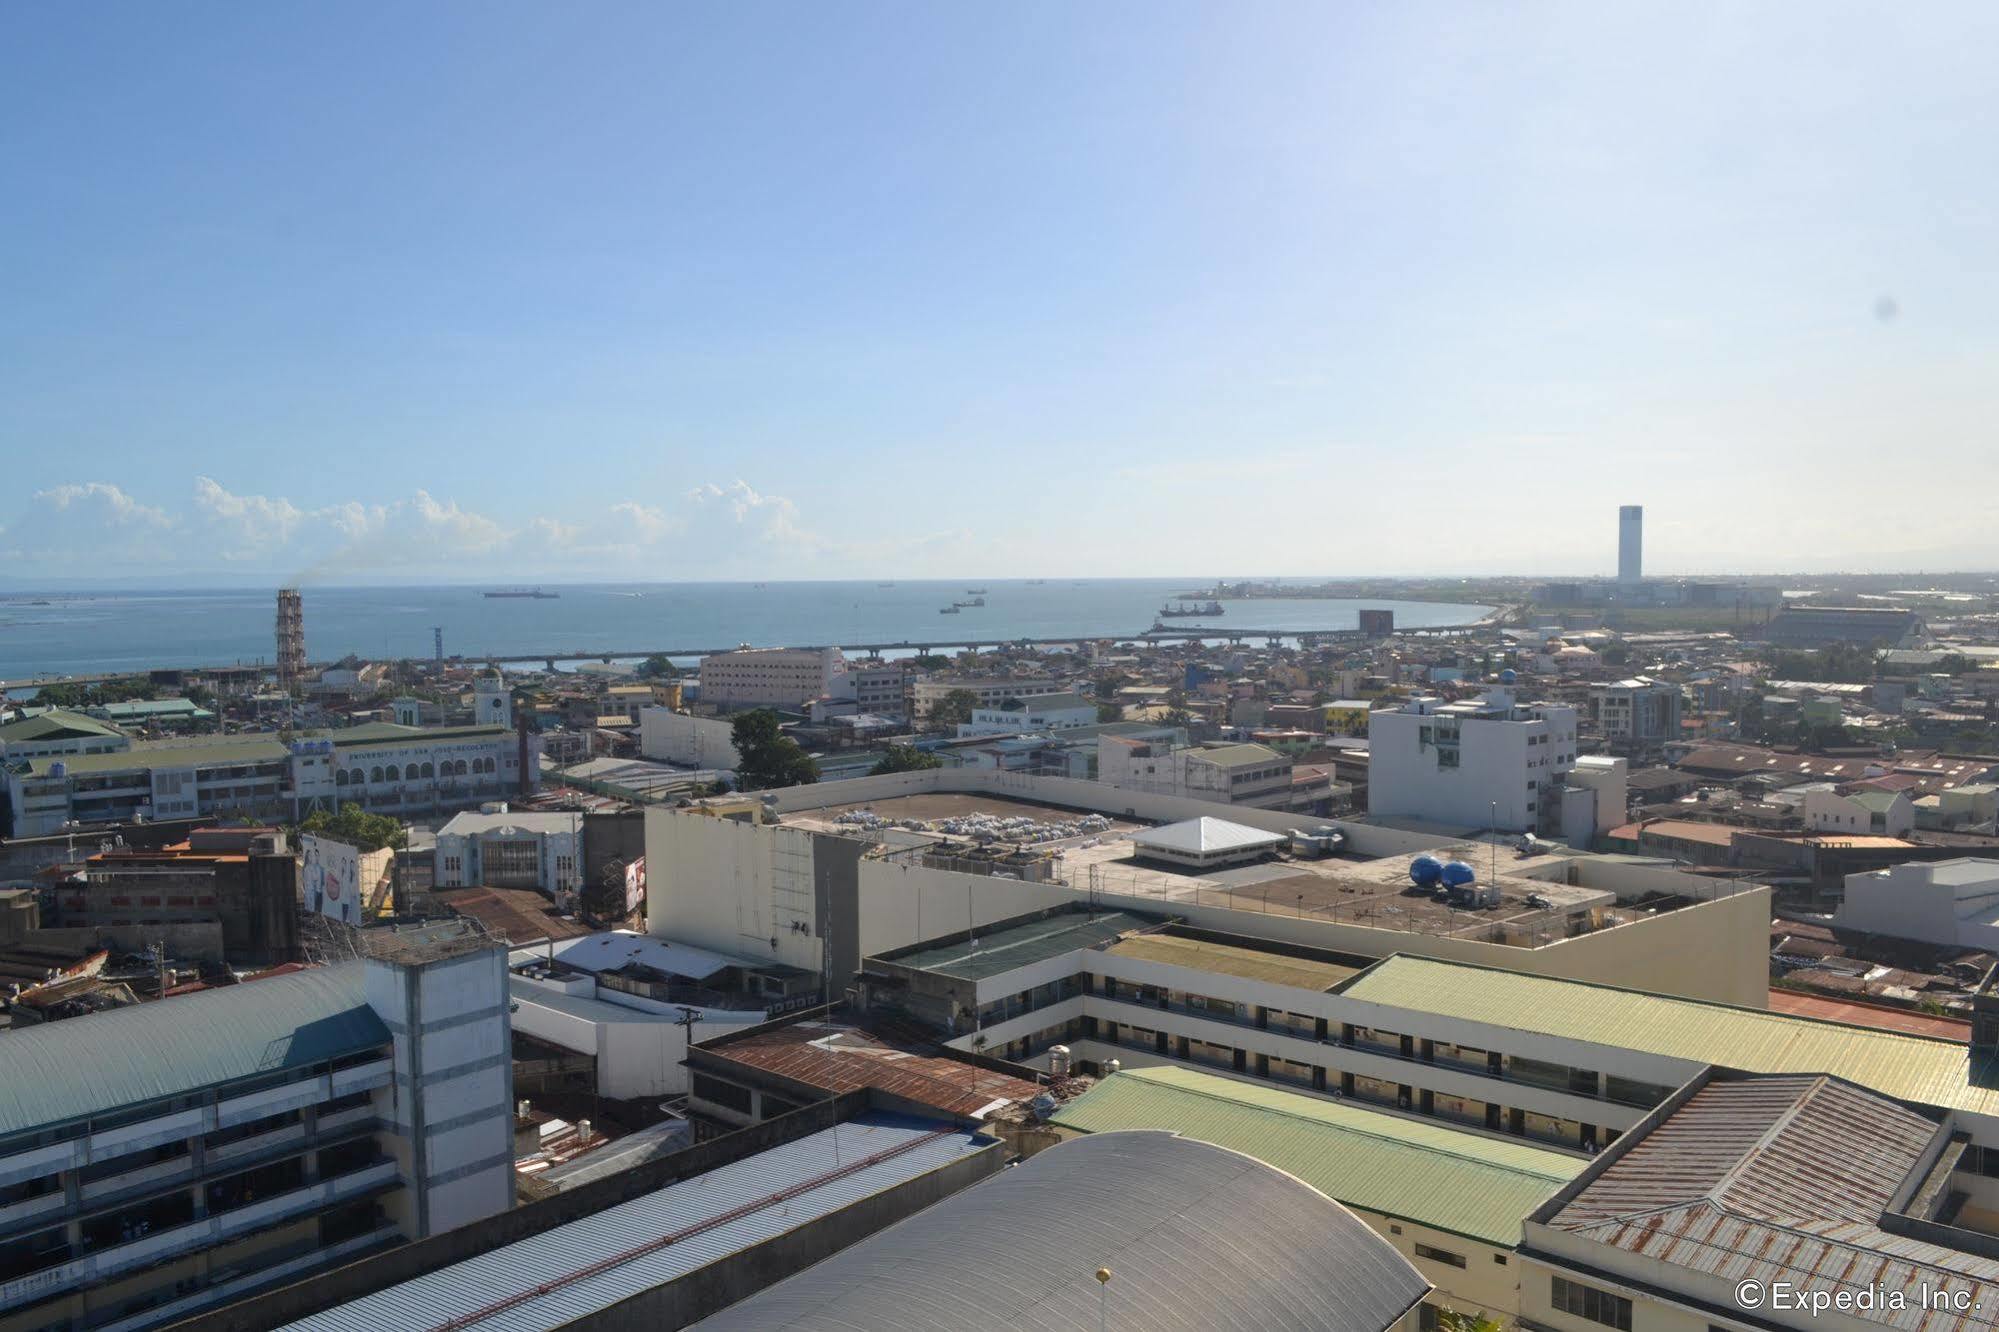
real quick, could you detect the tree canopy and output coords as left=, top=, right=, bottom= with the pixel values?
left=300, top=802, right=408, bottom=853
left=637, top=654, right=679, bottom=679
left=729, top=709, right=820, bottom=790
left=927, top=688, right=980, bottom=731
left=870, top=744, right=942, bottom=776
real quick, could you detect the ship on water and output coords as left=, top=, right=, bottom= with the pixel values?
left=965, top=587, right=989, bottom=595
left=484, top=587, right=560, bottom=599
left=1157, top=600, right=1222, bottom=617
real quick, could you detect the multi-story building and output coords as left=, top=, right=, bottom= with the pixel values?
left=696, top=647, right=847, bottom=711
left=67, top=827, right=300, bottom=964
left=1098, top=737, right=1327, bottom=811
left=908, top=676, right=1061, bottom=721
left=956, top=693, right=1098, bottom=738
left=845, top=662, right=906, bottom=718
left=1588, top=677, right=1683, bottom=754
left=0, top=924, right=514, bottom=1332
left=1368, top=690, right=1579, bottom=834
left=4, top=723, right=532, bottom=838
left=433, top=808, right=583, bottom=900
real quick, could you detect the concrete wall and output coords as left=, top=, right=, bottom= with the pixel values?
left=638, top=708, right=742, bottom=770
left=510, top=979, right=764, bottom=1098
left=364, top=944, right=515, bottom=1237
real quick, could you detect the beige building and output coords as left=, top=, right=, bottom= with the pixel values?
left=908, top=675, right=1061, bottom=721
left=696, top=646, right=847, bottom=710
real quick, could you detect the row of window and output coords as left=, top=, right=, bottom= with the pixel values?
left=334, top=757, right=498, bottom=786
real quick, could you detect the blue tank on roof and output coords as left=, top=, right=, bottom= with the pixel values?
left=1498, top=668, right=1518, bottom=684
left=1441, top=860, right=1477, bottom=888
left=1409, top=855, right=1444, bottom=888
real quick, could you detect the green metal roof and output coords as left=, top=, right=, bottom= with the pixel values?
left=0, top=708, right=125, bottom=742
left=0, top=964, right=388, bottom=1141
left=29, top=736, right=291, bottom=774
left=1338, top=955, right=1999, bottom=1118
left=1051, top=1065, right=1582, bottom=1245
left=879, top=911, right=1152, bottom=981
left=329, top=722, right=510, bottom=746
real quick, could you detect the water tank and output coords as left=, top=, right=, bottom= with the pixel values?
left=1441, top=860, right=1477, bottom=888
left=1499, top=668, right=1518, bottom=684
left=1104, top=1058, right=1122, bottom=1076
left=1409, top=855, right=1444, bottom=888
left=1048, top=1045, right=1073, bottom=1077
left=49, top=761, right=67, bottom=779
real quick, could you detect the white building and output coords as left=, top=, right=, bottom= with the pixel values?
left=1560, top=755, right=1629, bottom=845
left=697, top=647, right=847, bottom=710
left=1368, top=690, right=1579, bottom=834
left=637, top=707, right=742, bottom=770
left=1804, top=786, right=1915, bottom=838
left=472, top=668, right=511, bottom=728
left=909, top=676, right=1061, bottom=721
left=434, top=807, right=583, bottom=898
left=506, top=932, right=811, bottom=1098
left=1836, top=858, right=1999, bottom=949
left=957, top=693, right=1098, bottom=738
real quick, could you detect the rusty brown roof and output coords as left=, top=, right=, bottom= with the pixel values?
left=700, top=1018, right=1042, bottom=1118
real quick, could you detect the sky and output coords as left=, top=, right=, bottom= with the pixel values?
left=3, top=2, right=1996, bottom=585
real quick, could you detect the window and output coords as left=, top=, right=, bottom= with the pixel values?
left=1552, top=1276, right=1632, bottom=1331
left=1416, top=1243, right=1467, bottom=1269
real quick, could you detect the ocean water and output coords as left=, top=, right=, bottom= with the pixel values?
left=0, top=581, right=1491, bottom=679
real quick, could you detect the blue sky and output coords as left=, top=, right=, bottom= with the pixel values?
left=3, top=2, right=1995, bottom=583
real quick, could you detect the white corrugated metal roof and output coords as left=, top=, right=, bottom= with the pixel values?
left=1132, top=816, right=1287, bottom=855
left=543, top=930, right=736, bottom=981
left=282, top=1114, right=990, bottom=1332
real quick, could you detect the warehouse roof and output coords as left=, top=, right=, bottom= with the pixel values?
left=1338, top=955, right=1999, bottom=1118
left=540, top=930, right=737, bottom=981
left=878, top=910, right=1152, bottom=981
left=283, top=1114, right=992, bottom=1332
left=0, top=708, right=124, bottom=742
left=1534, top=1074, right=1999, bottom=1332
left=0, top=964, right=386, bottom=1141
left=694, top=1017, right=1042, bottom=1118
left=1132, top=816, right=1287, bottom=855
left=1053, top=1067, right=1581, bottom=1246
left=1184, top=742, right=1287, bottom=769
left=27, top=735, right=290, bottom=774
left=695, top=1129, right=1431, bottom=1332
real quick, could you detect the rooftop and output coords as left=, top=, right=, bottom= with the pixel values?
left=1102, top=930, right=1363, bottom=991
left=1132, top=816, right=1288, bottom=856
left=1338, top=954, right=1999, bottom=1119
left=438, top=809, right=584, bottom=837
left=282, top=1113, right=992, bottom=1332
left=1184, top=741, right=1288, bottom=768
left=695, top=1129, right=1431, bottom=1332
left=0, top=708, right=125, bottom=743
left=877, top=910, right=1154, bottom=981
left=695, top=1015, right=1043, bottom=1118
left=1054, top=1066, right=1583, bottom=1245
left=1534, top=1073, right=1999, bottom=1332
left=0, top=964, right=385, bottom=1141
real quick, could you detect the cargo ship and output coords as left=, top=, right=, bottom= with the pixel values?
left=484, top=587, right=560, bottom=599
left=1157, top=601, right=1222, bottom=617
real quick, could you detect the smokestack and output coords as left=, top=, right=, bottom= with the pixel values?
left=276, top=589, right=307, bottom=694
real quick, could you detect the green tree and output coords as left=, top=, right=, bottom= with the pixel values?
left=870, top=744, right=943, bottom=776
left=1598, top=642, right=1631, bottom=667
left=908, top=654, right=952, bottom=672
left=1096, top=701, right=1125, bottom=724
left=637, top=654, right=678, bottom=679
left=729, top=709, right=820, bottom=790
left=299, top=802, right=408, bottom=853
left=927, top=688, right=980, bottom=731
left=1435, top=1310, right=1505, bottom=1332
left=1093, top=671, right=1133, bottom=701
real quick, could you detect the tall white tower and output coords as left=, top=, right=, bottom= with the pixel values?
left=473, top=668, right=511, bottom=728
left=1618, top=505, right=1643, bottom=583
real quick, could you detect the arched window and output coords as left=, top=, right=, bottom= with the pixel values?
left=453, top=759, right=469, bottom=776
left=385, top=765, right=400, bottom=782
left=335, top=769, right=349, bottom=786
left=421, top=762, right=434, bottom=778
left=350, top=769, right=365, bottom=785
left=370, top=766, right=383, bottom=783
